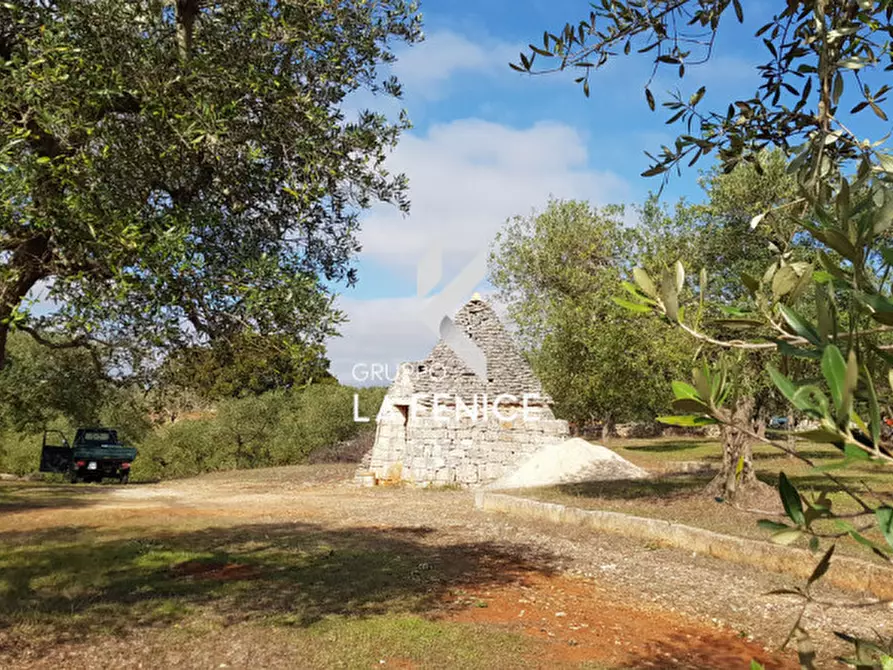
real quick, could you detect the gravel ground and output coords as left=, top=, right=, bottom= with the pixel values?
left=2, top=465, right=890, bottom=668
left=110, top=467, right=892, bottom=661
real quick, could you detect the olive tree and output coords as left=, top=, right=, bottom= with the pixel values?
left=0, top=0, right=421, bottom=370
left=515, top=1, right=893, bottom=665
left=488, top=198, right=697, bottom=433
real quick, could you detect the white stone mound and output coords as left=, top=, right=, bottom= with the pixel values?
left=486, top=437, right=649, bottom=490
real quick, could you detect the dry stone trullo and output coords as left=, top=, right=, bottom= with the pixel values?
left=357, top=294, right=569, bottom=486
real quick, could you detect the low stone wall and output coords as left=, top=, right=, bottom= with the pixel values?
left=583, top=422, right=723, bottom=439
left=475, top=492, right=893, bottom=600
left=612, top=422, right=664, bottom=439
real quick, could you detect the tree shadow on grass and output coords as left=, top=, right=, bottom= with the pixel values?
left=759, top=471, right=891, bottom=495
left=0, top=482, right=116, bottom=513
left=621, top=440, right=713, bottom=454
left=547, top=474, right=712, bottom=501
left=0, top=520, right=558, bottom=644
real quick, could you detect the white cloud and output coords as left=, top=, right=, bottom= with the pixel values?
left=328, top=117, right=630, bottom=383
left=357, top=118, right=630, bottom=275
left=391, top=30, right=519, bottom=100
left=328, top=288, right=510, bottom=386
left=327, top=295, right=442, bottom=386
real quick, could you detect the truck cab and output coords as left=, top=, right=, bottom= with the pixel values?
left=39, top=427, right=138, bottom=483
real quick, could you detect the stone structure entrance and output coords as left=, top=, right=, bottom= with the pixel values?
left=357, top=295, right=569, bottom=486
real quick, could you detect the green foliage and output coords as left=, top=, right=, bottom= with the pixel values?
left=134, top=416, right=221, bottom=481
left=0, top=332, right=105, bottom=431
left=158, top=331, right=335, bottom=402
left=0, top=327, right=373, bottom=481
left=0, top=415, right=74, bottom=476
left=488, top=198, right=696, bottom=426
left=98, top=387, right=154, bottom=447
left=514, top=1, right=893, bottom=191
left=270, top=384, right=383, bottom=466
left=132, top=383, right=385, bottom=482
left=518, top=1, right=893, bottom=661
left=0, top=0, right=422, bottom=370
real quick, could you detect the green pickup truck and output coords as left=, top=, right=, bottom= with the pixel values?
left=39, top=428, right=138, bottom=483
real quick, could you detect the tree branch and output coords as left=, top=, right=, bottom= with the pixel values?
left=176, top=0, right=202, bottom=61
left=675, top=318, right=893, bottom=351
left=677, top=320, right=779, bottom=349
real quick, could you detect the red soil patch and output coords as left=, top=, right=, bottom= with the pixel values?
left=171, top=560, right=259, bottom=582
left=443, top=572, right=798, bottom=670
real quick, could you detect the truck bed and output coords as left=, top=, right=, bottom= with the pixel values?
left=72, top=445, right=138, bottom=462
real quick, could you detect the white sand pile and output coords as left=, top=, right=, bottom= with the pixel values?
left=487, top=437, right=649, bottom=490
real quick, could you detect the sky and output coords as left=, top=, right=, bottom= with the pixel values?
left=16, top=3, right=893, bottom=388
left=326, top=0, right=772, bottom=385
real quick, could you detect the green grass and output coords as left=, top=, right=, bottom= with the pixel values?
left=298, top=615, right=537, bottom=668
left=0, top=482, right=579, bottom=668
left=521, top=437, right=893, bottom=561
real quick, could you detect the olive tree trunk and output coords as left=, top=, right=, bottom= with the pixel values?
left=601, top=414, right=616, bottom=441
left=706, top=395, right=758, bottom=501
left=0, top=234, right=51, bottom=368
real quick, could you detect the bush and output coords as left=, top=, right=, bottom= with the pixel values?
left=132, top=417, right=222, bottom=482
left=132, top=383, right=387, bottom=481
left=305, top=431, right=376, bottom=464
left=99, top=388, right=154, bottom=446
left=0, top=416, right=76, bottom=476
left=0, top=382, right=388, bottom=481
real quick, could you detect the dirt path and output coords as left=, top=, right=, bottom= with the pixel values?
left=1, top=465, right=890, bottom=669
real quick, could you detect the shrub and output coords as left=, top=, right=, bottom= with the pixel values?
left=132, top=383, right=387, bottom=480
left=0, top=417, right=76, bottom=476
left=132, top=417, right=222, bottom=482
left=0, top=382, right=388, bottom=481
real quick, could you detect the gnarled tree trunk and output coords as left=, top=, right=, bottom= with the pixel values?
left=706, top=395, right=759, bottom=501
left=0, top=233, right=51, bottom=368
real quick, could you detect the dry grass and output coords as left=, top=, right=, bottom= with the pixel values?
left=517, top=437, right=893, bottom=561
left=0, top=472, right=567, bottom=669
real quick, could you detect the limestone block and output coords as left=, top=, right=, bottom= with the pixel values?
left=457, top=463, right=479, bottom=484
left=483, top=462, right=504, bottom=481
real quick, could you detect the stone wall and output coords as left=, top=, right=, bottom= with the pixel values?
left=359, top=296, right=569, bottom=487
left=613, top=422, right=664, bottom=439
left=367, top=401, right=569, bottom=486
left=611, top=422, right=722, bottom=439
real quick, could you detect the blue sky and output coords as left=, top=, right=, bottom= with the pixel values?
left=18, top=3, right=893, bottom=386
left=326, top=0, right=778, bottom=384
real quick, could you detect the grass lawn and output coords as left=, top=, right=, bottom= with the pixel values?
left=0, top=470, right=807, bottom=669
left=513, top=436, right=893, bottom=562
left=0, top=479, right=613, bottom=669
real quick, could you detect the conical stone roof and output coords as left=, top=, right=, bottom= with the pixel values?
left=399, top=295, right=550, bottom=404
